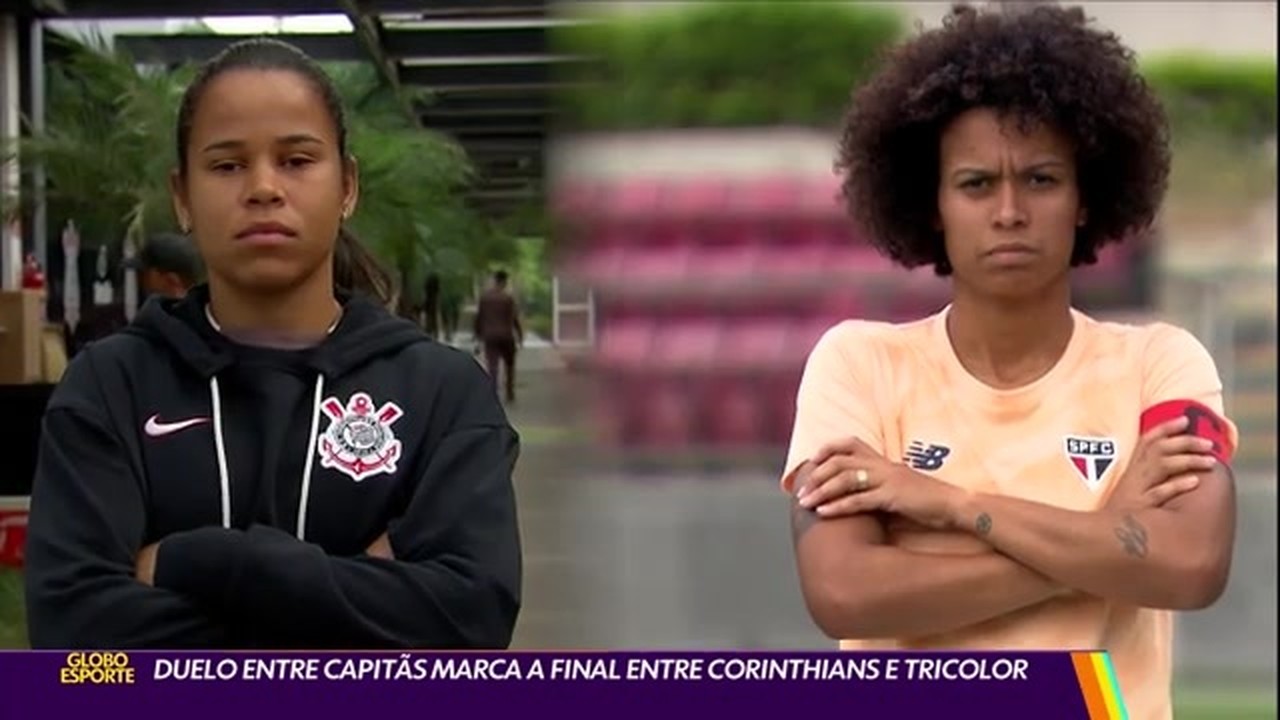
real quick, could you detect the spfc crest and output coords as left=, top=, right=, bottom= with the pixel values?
left=318, top=392, right=404, bottom=482
left=1064, top=436, right=1117, bottom=491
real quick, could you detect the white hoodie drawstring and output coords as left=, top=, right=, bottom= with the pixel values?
left=295, top=375, right=325, bottom=541
left=209, top=377, right=232, bottom=529
left=203, top=303, right=337, bottom=540
left=207, top=373, right=326, bottom=539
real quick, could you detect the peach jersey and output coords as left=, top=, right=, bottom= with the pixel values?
left=782, top=306, right=1239, bottom=720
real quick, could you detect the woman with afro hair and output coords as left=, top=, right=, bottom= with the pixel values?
left=783, top=5, right=1237, bottom=718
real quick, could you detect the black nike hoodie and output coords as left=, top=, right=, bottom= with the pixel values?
left=24, top=285, right=521, bottom=649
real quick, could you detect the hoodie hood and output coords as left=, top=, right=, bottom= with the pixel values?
left=125, top=284, right=428, bottom=379
left=120, top=284, right=432, bottom=537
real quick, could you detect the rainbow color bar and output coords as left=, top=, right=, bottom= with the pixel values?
left=1070, top=651, right=1130, bottom=720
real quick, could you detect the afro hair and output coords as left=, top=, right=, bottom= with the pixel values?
left=835, top=3, right=1171, bottom=275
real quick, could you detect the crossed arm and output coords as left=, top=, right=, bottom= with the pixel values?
left=26, top=349, right=521, bottom=650
left=786, top=322, right=1239, bottom=642
left=791, top=455, right=1235, bottom=640
left=791, top=482, right=1064, bottom=640
left=949, top=463, right=1235, bottom=610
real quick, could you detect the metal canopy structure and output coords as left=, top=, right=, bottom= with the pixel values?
left=13, top=0, right=569, bottom=221
left=11, top=0, right=546, bottom=19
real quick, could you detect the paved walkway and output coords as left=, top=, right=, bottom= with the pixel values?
left=499, top=347, right=851, bottom=650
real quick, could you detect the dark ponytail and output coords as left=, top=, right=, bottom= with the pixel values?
left=176, top=38, right=392, bottom=304
left=334, top=226, right=394, bottom=305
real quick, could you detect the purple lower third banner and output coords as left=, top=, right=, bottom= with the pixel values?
left=0, top=651, right=1123, bottom=720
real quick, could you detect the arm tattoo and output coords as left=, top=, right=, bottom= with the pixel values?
left=1114, top=514, right=1149, bottom=558
left=790, top=497, right=820, bottom=543
left=975, top=512, right=993, bottom=537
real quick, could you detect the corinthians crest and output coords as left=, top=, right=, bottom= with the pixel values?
left=318, top=392, right=404, bottom=482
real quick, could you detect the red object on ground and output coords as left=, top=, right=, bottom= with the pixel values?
left=20, top=254, right=45, bottom=290
left=0, top=510, right=27, bottom=569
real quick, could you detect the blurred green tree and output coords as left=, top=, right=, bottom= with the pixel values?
left=554, top=2, right=908, bottom=130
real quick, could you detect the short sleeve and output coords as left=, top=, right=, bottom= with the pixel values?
left=781, top=322, right=888, bottom=495
left=1141, top=323, right=1240, bottom=461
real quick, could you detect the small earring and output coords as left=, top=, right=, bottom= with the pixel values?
left=341, top=207, right=352, bottom=220
left=180, top=222, right=191, bottom=234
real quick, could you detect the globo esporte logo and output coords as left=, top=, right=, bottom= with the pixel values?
left=59, top=652, right=136, bottom=685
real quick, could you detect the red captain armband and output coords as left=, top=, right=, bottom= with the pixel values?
left=1140, top=399, right=1235, bottom=464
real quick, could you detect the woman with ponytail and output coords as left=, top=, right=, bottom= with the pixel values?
left=25, top=38, right=522, bottom=649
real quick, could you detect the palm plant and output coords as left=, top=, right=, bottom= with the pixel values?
left=4, top=32, right=500, bottom=308
left=328, top=62, right=506, bottom=307
left=4, top=31, right=188, bottom=252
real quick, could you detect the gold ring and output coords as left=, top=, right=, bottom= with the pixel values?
left=854, top=469, right=870, bottom=491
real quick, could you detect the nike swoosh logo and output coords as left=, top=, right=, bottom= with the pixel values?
left=144, top=415, right=210, bottom=437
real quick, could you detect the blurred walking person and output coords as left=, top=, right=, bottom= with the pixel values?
left=474, top=270, right=523, bottom=404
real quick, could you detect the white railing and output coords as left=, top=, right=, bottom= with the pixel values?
left=552, top=275, right=595, bottom=347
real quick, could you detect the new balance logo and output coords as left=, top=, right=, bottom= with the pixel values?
left=905, top=441, right=951, bottom=471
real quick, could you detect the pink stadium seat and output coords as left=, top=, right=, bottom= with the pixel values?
left=758, top=242, right=831, bottom=283
left=797, top=176, right=847, bottom=222
left=596, top=319, right=655, bottom=371
left=606, top=178, right=666, bottom=222
left=573, top=245, right=632, bottom=286
left=651, top=319, right=723, bottom=372
left=703, top=374, right=768, bottom=446
left=793, top=319, right=836, bottom=356
left=769, top=372, right=803, bottom=443
left=690, top=244, right=763, bottom=283
left=576, top=172, right=1142, bottom=449
left=804, top=218, right=860, bottom=249
left=732, top=176, right=801, bottom=220
left=718, top=319, right=792, bottom=371
left=667, top=178, right=731, bottom=222
left=627, top=245, right=694, bottom=287
left=640, top=377, right=699, bottom=447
